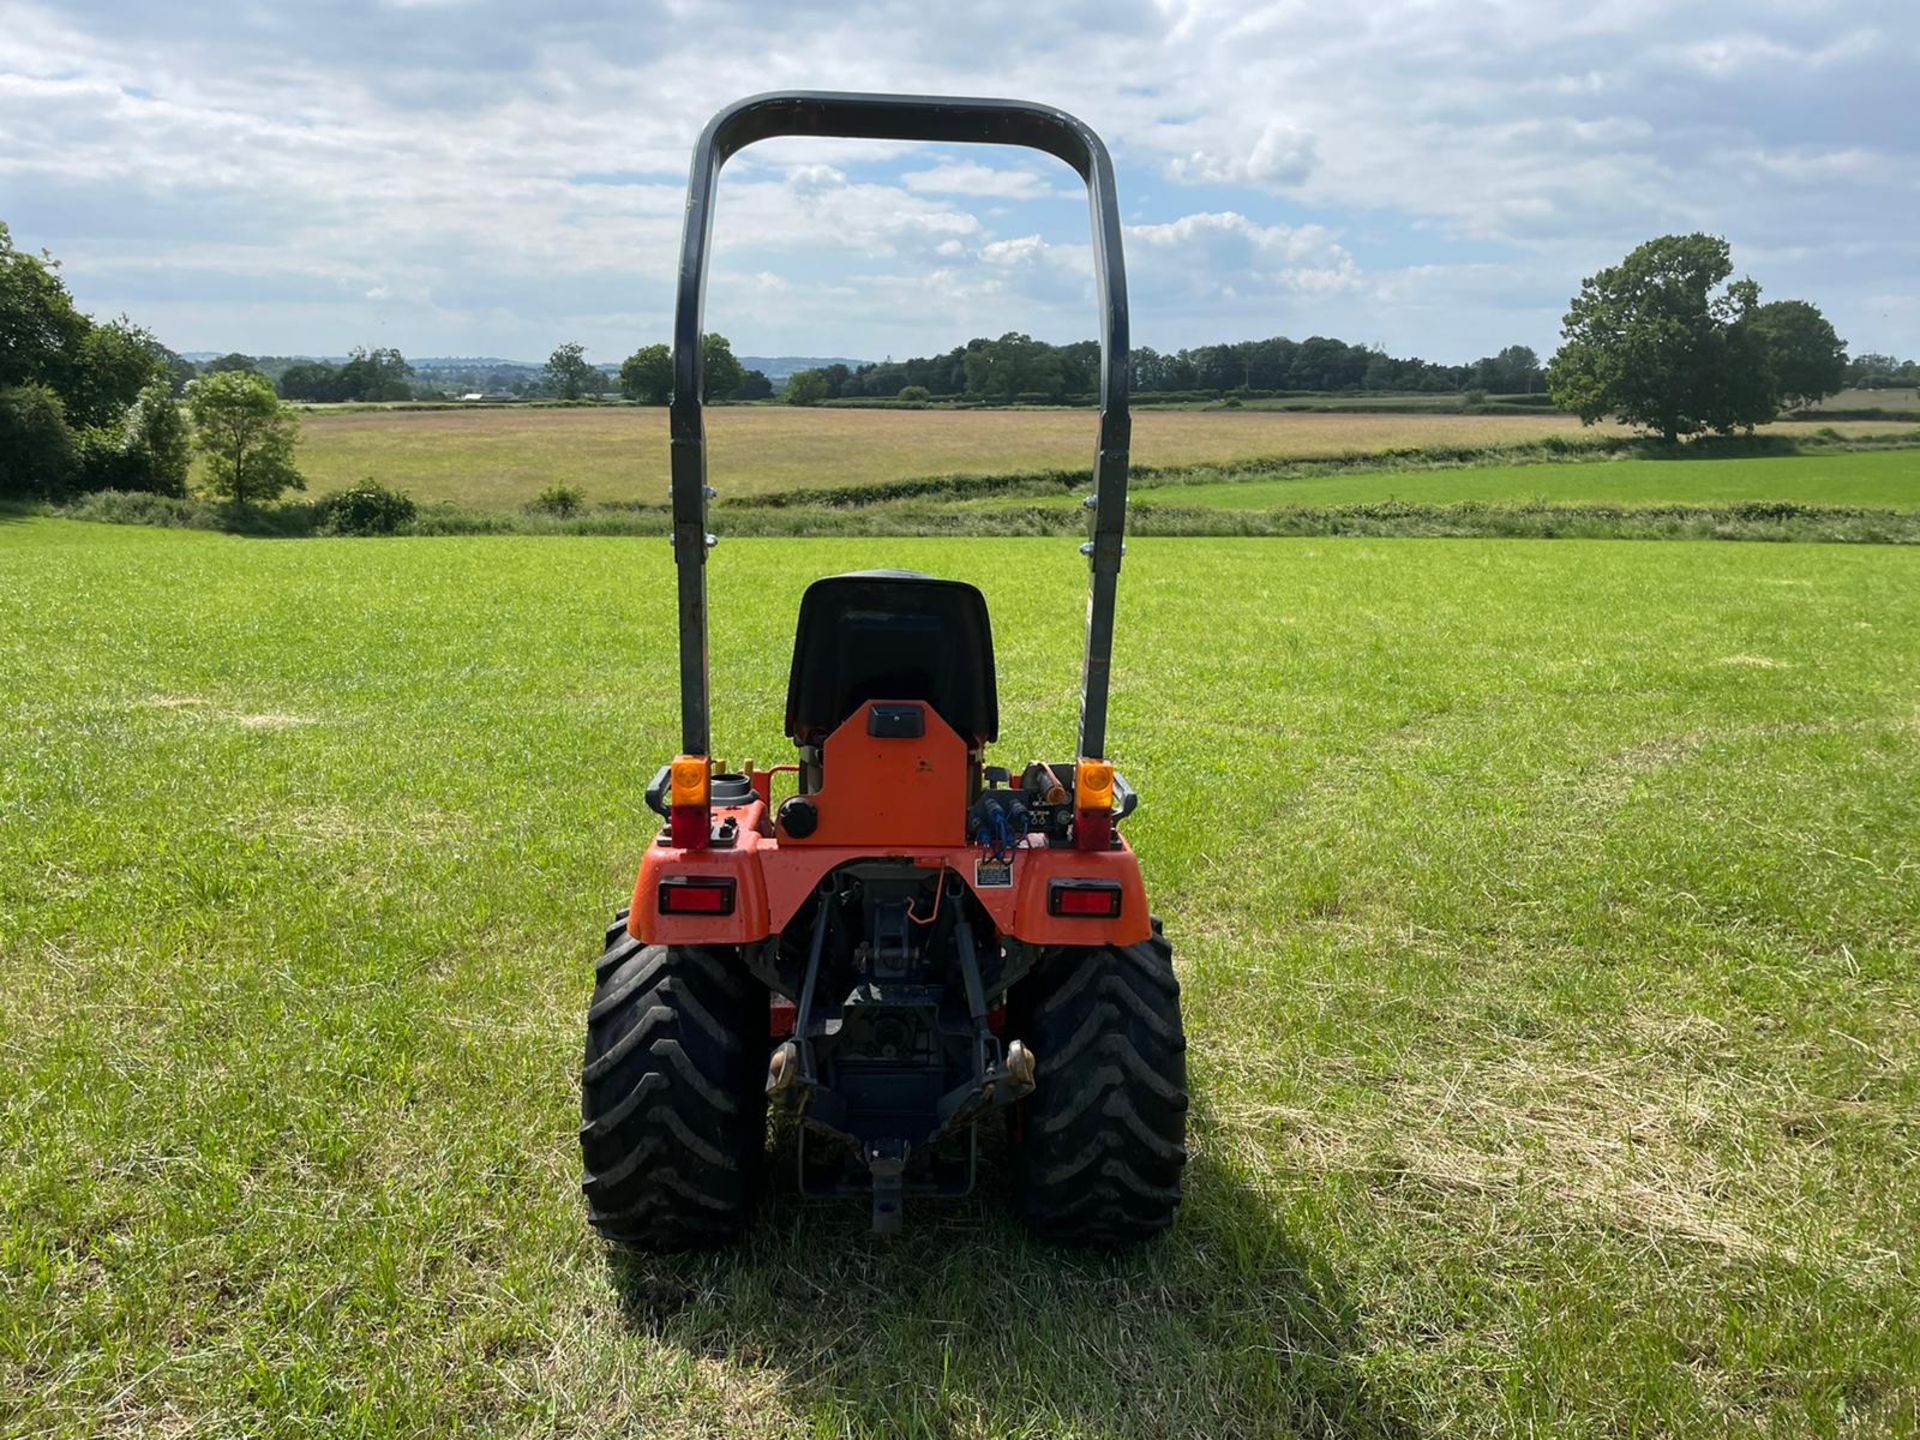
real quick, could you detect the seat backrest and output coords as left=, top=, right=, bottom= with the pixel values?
left=784, top=571, right=997, bottom=746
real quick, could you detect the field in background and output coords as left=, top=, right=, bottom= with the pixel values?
left=279, top=406, right=1635, bottom=505
left=960, top=446, right=1920, bottom=513
left=268, top=404, right=1918, bottom=512
left=1803, top=387, right=1920, bottom=414
left=4, top=517, right=1916, bottom=1437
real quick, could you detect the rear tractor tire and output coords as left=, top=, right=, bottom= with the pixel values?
left=579, top=912, right=768, bottom=1249
left=1013, top=920, right=1188, bottom=1246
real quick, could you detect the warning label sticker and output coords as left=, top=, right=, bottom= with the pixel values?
left=973, top=860, right=1013, bottom=889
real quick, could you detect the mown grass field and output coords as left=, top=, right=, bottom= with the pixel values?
left=283, top=406, right=1626, bottom=505
left=269, top=405, right=1903, bottom=510
left=1101, top=447, right=1920, bottom=513
left=3, top=517, right=1917, bottom=1437
left=247, top=408, right=1866, bottom=510
left=1804, top=388, right=1920, bottom=415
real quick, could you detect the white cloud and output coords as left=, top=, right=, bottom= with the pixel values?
left=1680, top=27, right=1884, bottom=76
left=1166, top=120, right=1317, bottom=189
left=718, top=166, right=983, bottom=261
left=900, top=160, right=1071, bottom=199
left=1126, top=213, right=1360, bottom=295
left=980, top=235, right=1049, bottom=266
left=1682, top=33, right=1797, bottom=75
left=1, top=0, right=1913, bottom=361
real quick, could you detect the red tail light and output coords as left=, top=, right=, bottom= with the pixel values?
left=769, top=996, right=796, bottom=1037
left=1073, top=809, right=1113, bottom=851
left=668, top=806, right=711, bottom=849
left=1048, top=879, right=1123, bottom=918
left=669, top=755, right=711, bottom=851
left=659, top=876, right=735, bottom=915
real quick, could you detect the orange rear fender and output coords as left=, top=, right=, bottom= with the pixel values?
left=635, top=821, right=1149, bottom=948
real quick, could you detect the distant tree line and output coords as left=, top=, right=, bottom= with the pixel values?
left=158, top=348, right=420, bottom=404
left=185, top=335, right=784, bottom=405
left=216, top=296, right=1896, bottom=426
left=277, top=348, right=415, bottom=402
left=1137, top=338, right=1544, bottom=396
left=776, top=335, right=1547, bottom=406
left=1846, top=353, right=1918, bottom=390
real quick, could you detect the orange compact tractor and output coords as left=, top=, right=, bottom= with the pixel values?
left=580, top=92, right=1186, bottom=1246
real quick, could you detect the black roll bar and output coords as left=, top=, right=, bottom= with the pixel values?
left=669, top=91, right=1131, bottom=759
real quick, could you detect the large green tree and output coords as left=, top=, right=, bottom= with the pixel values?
left=1751, top=300, right=1848, bottom=411
left=0, top=223, right=90, bottom=394
left=187, top=370, right=304, bottom=508
left=75, top=378, right=193, bottom=496
left=701, top=332, right=745, bottom=400
left=619, top=343, right=672, bottom=403
left=116, top=379, right=192, bottom=495
left=0, top=384, right=78, bottom=499
left=1547, top=234, right=1774, bottom=441
left=1, top=223, right=175, bottom=492
left=66, top=318, right=168, bottom=430
left=544, top=342, right=600, bottom=400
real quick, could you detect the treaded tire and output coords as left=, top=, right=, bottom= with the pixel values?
left=579, top=911, right=767, bottom=1249
left=1012, top=918, right=1188, bottom=1246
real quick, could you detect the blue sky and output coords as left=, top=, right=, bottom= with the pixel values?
left=2, top=0, right=1912, bottom=365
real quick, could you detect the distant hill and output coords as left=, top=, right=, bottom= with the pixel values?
left=412, top=357, right=542, bottom=372
left=181, top=351, right=353, bottom=366
left=186, top=352, right=871, bottom=380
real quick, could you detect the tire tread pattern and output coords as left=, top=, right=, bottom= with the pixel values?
left=1014, top=919, right=1188, bottom=1246
left=579, top=915, right=765, bottom=1250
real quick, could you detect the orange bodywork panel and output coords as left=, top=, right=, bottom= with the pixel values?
left=788, top=700, right=969, bottom=848
left=635, top=832, right=1149, bottom=949
left=630, top=701, right=1148, bottom=950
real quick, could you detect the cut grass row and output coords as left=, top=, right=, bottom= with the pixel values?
left=2, top=517, right=1917, bottom=1436
left=1122, top=445, right=1920, bottom=511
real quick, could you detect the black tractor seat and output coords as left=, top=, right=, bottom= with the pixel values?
left=785, top=571, right=997, bottom=748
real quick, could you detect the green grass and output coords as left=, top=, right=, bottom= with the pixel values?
left=1139, top=392, right=1555, bottom=413
left=943, top=445, right=1920, bottom=514
left=3, top=517, right=1917, bottom=1436
left=112, top=431, right=1920, bottom=545
left=1801, top=388, right=1920, bottom=416
left=1136, top=446, right=1920, bottom=512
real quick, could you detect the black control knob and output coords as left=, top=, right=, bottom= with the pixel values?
left=777, top=796, right=819, bottom=839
